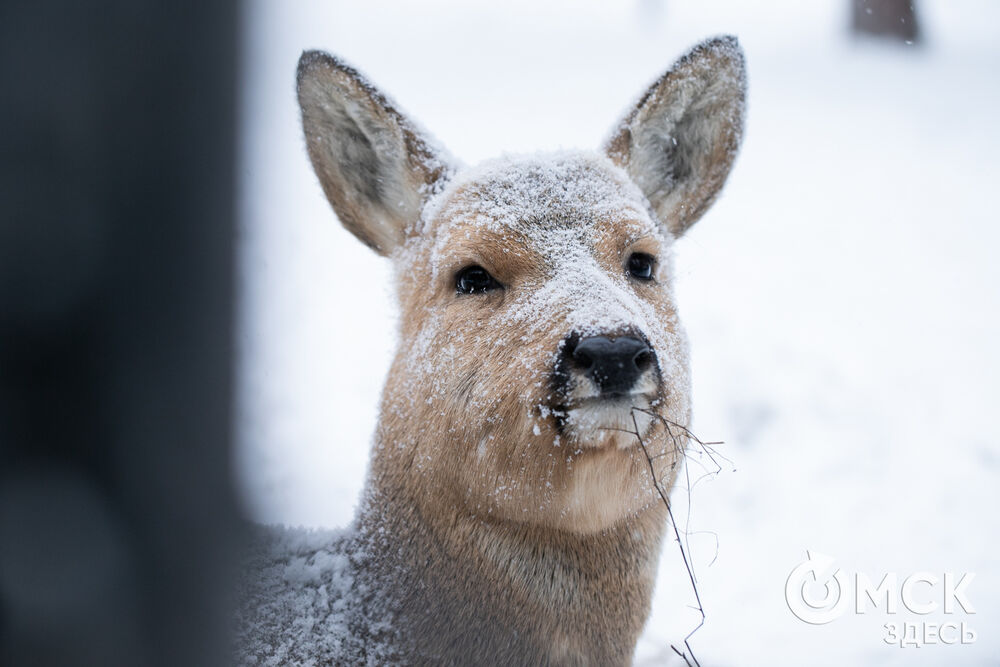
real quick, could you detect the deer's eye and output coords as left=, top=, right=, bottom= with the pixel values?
left=456, top=265, right=501, bottom=294
left=626, top=253, right=656, bottom=281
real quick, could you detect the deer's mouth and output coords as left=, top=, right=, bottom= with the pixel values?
left=554, top=391, right=659, bottom=449
left=565, top=384, right=658, bottom=405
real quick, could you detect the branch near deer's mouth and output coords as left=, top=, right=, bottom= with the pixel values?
left=611, top=406, right=733, bottom=667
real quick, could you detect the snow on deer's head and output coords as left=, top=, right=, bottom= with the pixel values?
left=297, top=37, right=745, bottom=534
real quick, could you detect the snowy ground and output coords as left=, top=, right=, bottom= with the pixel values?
left=236, top=2, right=1000, bottom=664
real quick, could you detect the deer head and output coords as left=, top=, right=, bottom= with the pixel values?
left=296, top=37, right=745, bottom=535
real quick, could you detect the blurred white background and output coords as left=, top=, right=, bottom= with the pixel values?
left=235, top=1, right=999, bottom=664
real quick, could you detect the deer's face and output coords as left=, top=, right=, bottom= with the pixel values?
left=380, top=155, right=689, bottom=531
left=295, top=39, right=745, bottom=533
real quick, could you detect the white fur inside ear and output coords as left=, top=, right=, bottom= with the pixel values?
left=607, top=36, right=746, bottom=236
left=297, top=52, right=453, bottom=255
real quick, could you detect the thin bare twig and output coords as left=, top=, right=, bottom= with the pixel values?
left=626, top=407, right=731, bottom=667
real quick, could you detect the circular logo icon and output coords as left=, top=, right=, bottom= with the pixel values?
left=785, top=551, right=851, bottom=624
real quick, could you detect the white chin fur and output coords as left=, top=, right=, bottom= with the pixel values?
left=564, top=395, right=656, bottom=449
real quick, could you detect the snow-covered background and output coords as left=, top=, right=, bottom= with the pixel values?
left=236, top=1, right=1000, bottom=664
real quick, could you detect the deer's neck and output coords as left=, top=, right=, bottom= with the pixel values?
left=355, top=476, right=667, bottom=665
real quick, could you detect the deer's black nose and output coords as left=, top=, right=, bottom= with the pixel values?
left=570, top=335, right=653, bottom=397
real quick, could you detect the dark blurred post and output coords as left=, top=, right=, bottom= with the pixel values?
left=851, top=0, right=920, bottom=43
left=0, top=2, right=240, bottom=666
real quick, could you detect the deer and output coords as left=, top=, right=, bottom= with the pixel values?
left=238, top=36, right=746, bottom=666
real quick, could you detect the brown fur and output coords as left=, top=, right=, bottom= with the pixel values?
left=294, top=35, right=746, bottom=664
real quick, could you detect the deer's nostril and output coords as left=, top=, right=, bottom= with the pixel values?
left=572, top=347, right=595, bottom=370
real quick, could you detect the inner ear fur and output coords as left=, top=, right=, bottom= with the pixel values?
left=296, top=51, right=454, bottom=255
left=605, top=35, right=746, bottom=237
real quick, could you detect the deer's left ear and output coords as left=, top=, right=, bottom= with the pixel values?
left=605, top=36, right=746, bottom=237
left=297, top=51, right=455, bottom=255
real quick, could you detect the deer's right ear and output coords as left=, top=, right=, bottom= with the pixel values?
left=296, top=51, right=454, bottom=255
left=605, top=36, right=746, bottom=237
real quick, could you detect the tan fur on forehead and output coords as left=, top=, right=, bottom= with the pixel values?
left=417, top=150, right=660, bottom=240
